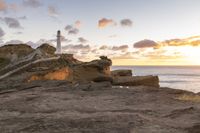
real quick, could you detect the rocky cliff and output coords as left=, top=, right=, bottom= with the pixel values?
left=0, top=43, right=159, bottom=89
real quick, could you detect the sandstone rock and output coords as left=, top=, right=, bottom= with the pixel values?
left=0, top=58, right=10, bottom=70
left=72, top=56, right=112, bottom=82
left=28, top=67, right=73, bottom=82
left=0, top=43, right=113, bottom=83
left=60, top=54, right=82, bottom=65
left=27, top=56, right=112, bottom=82
left=111, top=69, right=132, bottom=77
left=93, top=76, right=113, bottom=83
left=0, top=44, right=34, bottom=62
left=36, top=43, right=56, bottom=55
left=74, top=81, right=112, bottom=91
left=113, top=75, right=159, bottom=87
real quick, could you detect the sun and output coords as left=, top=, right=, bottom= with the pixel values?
left=179, top=46, right=200, bottom=65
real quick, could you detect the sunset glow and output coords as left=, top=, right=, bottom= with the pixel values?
left=1, top=0, right=200, bottom=66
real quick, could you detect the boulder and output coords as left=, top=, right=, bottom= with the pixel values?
left=112, top=75, right=159, bottom=88
left=72, top=56, right=112, bottom=82
left=111, top=69, right=132, bottom=77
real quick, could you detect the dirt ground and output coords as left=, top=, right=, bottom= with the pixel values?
left=0, top=81, right=200, bottom=133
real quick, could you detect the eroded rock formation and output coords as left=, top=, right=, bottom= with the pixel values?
left=27, top=56, right=112, bottom=83
left=111, top=69, right=132, bottom=77
left=112, top=75, right=160, bottom=88
left=0, top=43, right=160, bottom=88
left=28, top=67, right=72, bottom=82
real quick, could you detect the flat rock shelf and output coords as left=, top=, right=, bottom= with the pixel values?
left=0, top=81, right=200, bottom=133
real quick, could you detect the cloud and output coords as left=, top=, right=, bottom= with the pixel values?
left=5, top=40, right=24, bottom=45
left=64, top=25, right=73, bottom=31
left=64, top=21, right=82, bottom=35
left=22, top=0, right=42, bottom=8
left=60, top=44, right=134, bottom=61
left=65, top=25, right=79, bottom=35
left=18, top=16, right=27, bottom=20
left=13, top=31, right=23, bottom=35
left=36, top=39, right=54, bottom=46
left=120, top=19, right=133, bottom=27
left=111, top=52, right=136, bottom=59
left=134, top=39, right=158, bottom=48
left=0, top=0, right=6, bottom=12
left=68, top=28, right=79, bottom=35
left=26, top=41, right=38, bottom=48
left=98, top=18, right=116, bottom=28
left=108, top=34, right=118, bottom=38
left=0, top=0, right=18, bottom=12
left=112, top=45, right=129, bottom=51
left=64, top=25, right=79, bottom=35
left=78, top=37, right=88, bottom=43
left=9, top=3, right=18, bottom=11
left=160, top=36, right=200, bottom=47
left=0, top=17, right=23, bottom=29
left=0, top=27, right=5, bottom=38
left=48, top=6, right=59, bottom=17
left=75, top=20, right=81, bottom=28
left=60, top=36, right=71, bottom=42
left=99, top=45, right=108, bottom=50
left=62, top=44, right=91, bottom=56
left=63, top=44, right=90, bottom=50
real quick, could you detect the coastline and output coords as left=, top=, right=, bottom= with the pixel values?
left=112, top=66, right=200, bottom=93
left=0, top=44, right=200, bottom=132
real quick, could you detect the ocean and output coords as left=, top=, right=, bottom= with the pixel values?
left=111, top=66, right=200, bottom=93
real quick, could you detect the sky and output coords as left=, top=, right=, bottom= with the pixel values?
left=1, top=0, right=200, bottom=65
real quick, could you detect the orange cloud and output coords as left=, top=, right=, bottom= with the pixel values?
left=75, top=20, right=81, bottom=28
left=159, top=36, right=200, bottom=47
left=0, top=0, right=7, bottom=12
left=98, top=18, right=116, bottom=28
left=0, top=0, right=18, bottom=12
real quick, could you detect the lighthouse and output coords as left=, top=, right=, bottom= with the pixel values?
left=56, top=30, right=62, bottom=54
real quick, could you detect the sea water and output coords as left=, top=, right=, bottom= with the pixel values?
left=112, top=66, right=200, bottom=93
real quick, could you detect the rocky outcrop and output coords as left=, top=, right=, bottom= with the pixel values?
left=0, top=43, right=82, bottom=80
left=0, top=43, right=160, bottom=88
left=111, top=69, right=159, bottom=87
left=0, top=44, right=34, bottom=62
left=24, top=56, right=112, bottom=83
left=0, top=58, right=10, bottom=69
left=112, top=75, right=159, bottom=87
left=28, top=67, right=73, bottom=82
left=72, top=56, right=112, bottom=82
left=36, top=43, right=56, bottom=56
left=111, top=69, right=132, bottom=77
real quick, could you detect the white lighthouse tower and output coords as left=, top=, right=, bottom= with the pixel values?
left=56, top=30, right=62, bottom=54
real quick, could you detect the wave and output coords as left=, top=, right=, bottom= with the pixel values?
left=160, top=80, right=192, bottom=83
left=156, top=74, right=200, bottom=77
